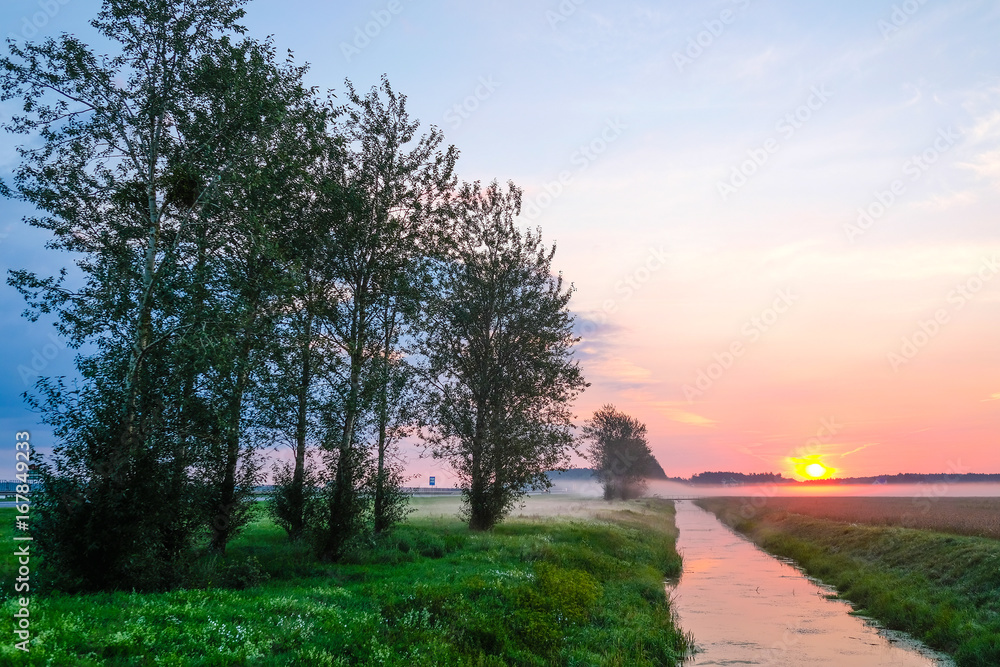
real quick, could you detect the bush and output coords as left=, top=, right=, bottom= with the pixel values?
left=183, top=554, right=270, bottom=590
left=33, top=456, right=198, bottom=593
left=531, top=562, right=602, bottom=624
left=268, top=457, right=323, bottom=541
left=219, top=556, right=270, bottom=590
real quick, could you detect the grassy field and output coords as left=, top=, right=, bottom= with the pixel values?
left=0, top=496, right=689, bottom=666
left=720, top=496, right=1000, bottom=539
left=697, top=497, right=1000, bottom=667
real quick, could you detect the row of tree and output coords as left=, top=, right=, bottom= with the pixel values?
left=687, top=472, right=787, bottom=485
left=2, top=0, right=586, bottom=592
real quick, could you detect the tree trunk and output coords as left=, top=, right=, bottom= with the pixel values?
left=373, top=304, right=394, bottom=535
left=120, top=113, right=165, bottom=462
left=289, top=309, right=313, bottom=541
left=322, top=300, right=364, bottom=560
left=209, top=324, right=256, bottom=554
left=467, top=403, right=491, bottom=531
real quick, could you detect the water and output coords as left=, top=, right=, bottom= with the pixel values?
left=667, top=500, right=953, bottom=666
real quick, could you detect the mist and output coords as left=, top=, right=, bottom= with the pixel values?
left=643, top=480, right=1000, bottom=499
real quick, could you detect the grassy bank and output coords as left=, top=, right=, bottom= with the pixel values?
left=1, top=498, right=688, bottom=665
left=707, top=496, right=1000, bottom=540
left=696, top=497, right=1000, bottom=667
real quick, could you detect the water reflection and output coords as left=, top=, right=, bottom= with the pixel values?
left=667, top=501, right=953, bottom=666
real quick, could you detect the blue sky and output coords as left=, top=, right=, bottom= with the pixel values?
left=3, top=0, right=1000, bottom=481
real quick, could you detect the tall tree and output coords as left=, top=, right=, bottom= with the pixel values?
left=1, top=0, right=314, bottom=585
left=419, top=181, right=587, bottom=531
left=263, top=270, right=327, bottom=542
left=310, top=77, right=457, bottom=559
left=262, top=112, right=335, bottom=542
left=369, top=290, right=418, bottom=535
left=183, top=43, right=325, bottom=554
left=583, top=405, right=659, bottom=500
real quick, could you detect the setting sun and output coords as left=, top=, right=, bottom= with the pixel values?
left=790, top=457, right=838, bottom=480
left=805, top=463, right=827, bottom=478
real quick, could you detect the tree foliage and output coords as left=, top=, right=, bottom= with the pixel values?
left=305, top=76, right=456, bottom=559
left=419, top=181, right=587, bottom=530
left=1, top=0, right=319, bottom=588
left=583, top=405, right=661, bottom=500
left=3, top=0, right=590, bottom=588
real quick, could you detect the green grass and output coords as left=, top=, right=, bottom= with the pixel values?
left=696, top=497, right=1000, bottom=667
left=0, top=499, right=688, bottom=665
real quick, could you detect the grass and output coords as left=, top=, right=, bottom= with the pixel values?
left=716, top=496, right=1000, bottom=539
left=696, top=497, right=1000, bottom=667
left=0, top=497, right=688, bottom=665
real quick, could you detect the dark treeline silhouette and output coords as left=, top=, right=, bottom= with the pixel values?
left=685, top=472, right=1000, bottom=485
left=689, top=472, right=789, bottom=485
left=2, top=0, right=584, bottom=592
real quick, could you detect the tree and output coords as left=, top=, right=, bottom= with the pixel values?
left=182, top=43, right=325, bottom=554
left=583, top=405, right=660, bottom=500
left=419, top=181, right=587, bottom=531
left=1, top=0, right=315, bottom=586
left=309, top=76, right=457, bottom=559
left=257, top=107, right=334, bottom=542
left=262, top=266, right=328, bottom=542
left=369, top=290, right=418, bottom=535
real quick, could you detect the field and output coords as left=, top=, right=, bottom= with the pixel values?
left=727, top=495, right=1000, bottom=539
left=0, top=496, right=689, bottom=666
left=697, top=497, right=1000, bottom=667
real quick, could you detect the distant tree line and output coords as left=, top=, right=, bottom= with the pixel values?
left=684, top=472, right=1000, bottom=485
left=688, top=472, right=788, bottom=485
left=1, top=0, right=585, bottom=592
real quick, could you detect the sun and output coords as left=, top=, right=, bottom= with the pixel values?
left=804, top=462, right=827, bottom=478
left=789, top=456, right=837, bottom=480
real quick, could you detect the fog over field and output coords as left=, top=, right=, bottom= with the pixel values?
left=644, top=480, right=1000, bottom=498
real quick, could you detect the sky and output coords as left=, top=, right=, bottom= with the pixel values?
left=2, top=0, right=999, bottom=484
